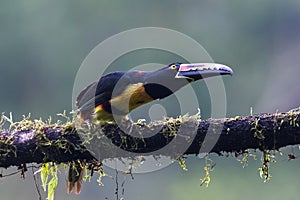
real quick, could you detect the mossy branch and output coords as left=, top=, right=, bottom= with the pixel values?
left=0, top=109, right=300, bottom=168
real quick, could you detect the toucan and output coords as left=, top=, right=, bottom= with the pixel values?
left=67, top=62, right=233, bottom=194
left=76, top=62, right=233, bottom=122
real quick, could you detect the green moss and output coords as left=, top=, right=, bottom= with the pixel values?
left=251, top=118, right=265, bottom=140
left=199, top=156, right=215, bottom=187
left=237, top=150, right=257, bottom=168
left=177, top=156, right=188, bottom=171
left=2, top=108, right=300, bottom=195
left=258, top=150, right=275, bottom=182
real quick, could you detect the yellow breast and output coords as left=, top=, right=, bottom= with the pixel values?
left=110, top=83, right=154, bottom=113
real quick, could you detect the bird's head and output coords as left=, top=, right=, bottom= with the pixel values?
left=143, top=62, right=233, bottom=99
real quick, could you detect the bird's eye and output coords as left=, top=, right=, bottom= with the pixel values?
left=170, top=65, right=177, bottom=70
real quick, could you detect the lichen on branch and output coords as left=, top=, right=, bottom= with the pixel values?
left=0, top=108, right=299, bottom=168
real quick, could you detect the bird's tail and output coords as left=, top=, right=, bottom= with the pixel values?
left=67, top=160, right=84, bottom=195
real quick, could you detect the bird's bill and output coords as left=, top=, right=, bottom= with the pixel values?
left=175, top=63, right=233, bottom=81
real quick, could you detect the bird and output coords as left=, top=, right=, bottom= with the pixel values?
left=67, top=62, right=233, bottom=194
left=76, top=62, right=233, bottom=123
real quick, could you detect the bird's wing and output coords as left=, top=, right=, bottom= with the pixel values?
left=77, top=92, right=112, bottom=116
left=76, top=72, right=128, bottom=107
left=76, top=71, right=132, bottom=117
left=76, top=81, right=98, bottom=108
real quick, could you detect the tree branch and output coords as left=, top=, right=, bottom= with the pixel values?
left=0, top=109, right=299, bottom=168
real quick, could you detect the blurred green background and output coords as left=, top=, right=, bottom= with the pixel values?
left=1, top=0, right=300, bottom=200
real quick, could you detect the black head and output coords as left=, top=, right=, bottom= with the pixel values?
left=143, top=62, right=233, bottom=100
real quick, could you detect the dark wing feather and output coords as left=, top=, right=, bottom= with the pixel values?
left=76, top=71, right=130, bottom=118
left=76, top=70, right=149, bottom=119
left=76, top=81, right=98, bottom=108
left=77, top=92, right=112, bottom=117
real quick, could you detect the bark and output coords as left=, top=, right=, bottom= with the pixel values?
left=0, top=109, right=299, bottom=168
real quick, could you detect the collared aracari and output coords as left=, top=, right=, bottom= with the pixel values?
left=67, top=62, right=233, bottom=194
left=76, top=62, right=233, bottom=122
